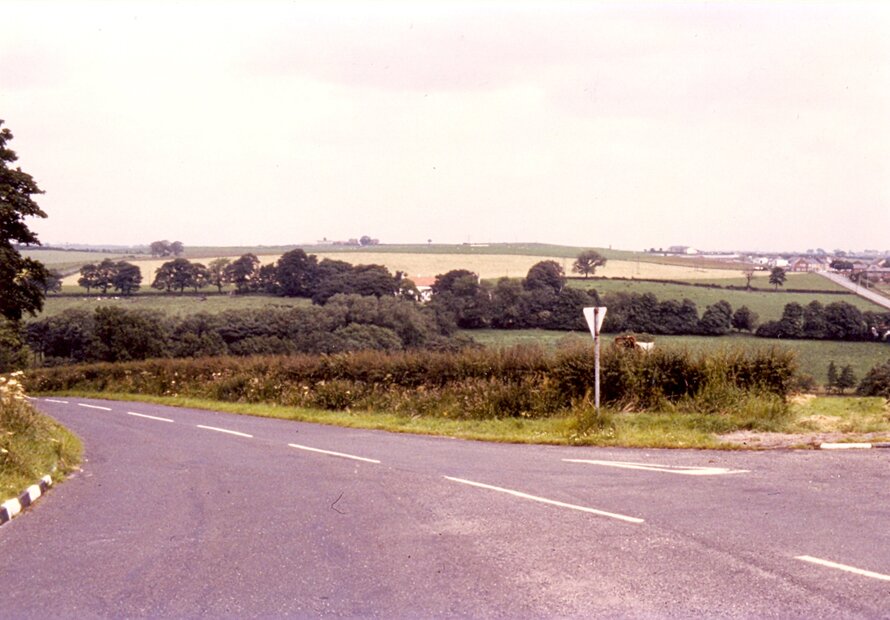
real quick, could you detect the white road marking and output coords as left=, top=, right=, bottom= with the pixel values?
left=444, top=476, right=644, bottom=524
left=563, top=459, right=749, bottom=476
left=45, top=399, right=70, bottom=404
left=196, top=425, right=253, bottom=438
left=127, top=411, right=174, bottom=423
left=77, top=403, right=111, bottom=411
left=288, top=443, right=380, bottom=464
left=796, top=555, right=890, bottom=582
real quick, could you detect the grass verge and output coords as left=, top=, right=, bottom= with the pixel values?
left=41, top=390, right=889, bottom=451
left=1, top=378, right=82, bottom=499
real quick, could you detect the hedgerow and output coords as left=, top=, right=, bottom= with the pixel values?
left=25, top=345, right=796, bottom=420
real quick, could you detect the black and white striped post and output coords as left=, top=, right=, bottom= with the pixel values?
left=583, top=306, right=608, bottom=413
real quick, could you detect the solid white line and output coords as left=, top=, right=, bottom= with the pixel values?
left=444, top=476, right=644, bottom=524
left=127, top=411, right=174, bottom=423
left=563, top=459, right=749, bottom=476
left=288, top=443, right=380, bottom=464
left=196, top=425, right=253, bottom=438
left=796, top=555, right=890, bottom=582
left=45, top=399, right=70, bottom=404
left=77, top=403, right=111, bottom=411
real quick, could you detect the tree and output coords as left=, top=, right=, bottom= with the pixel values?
left=524, top=260, right=565, bottom=294
left=276, top=249, right=317, bottom=297
left=769, top=267, right=787, bottom=290
left=112, top=261, right=142, bottom=295
left=742, top=267, right=755, bottom=290
left=731, top=305, right=758, bottom=332
left=826, top=361, right=839, bottom=393
left=43, top=269, right=63, bottom=294
left=207, top=257, right=231, bottom=293
left=572, top=250, right=607, bottom=279
left=170, top=240, right=184, bottom=256
left=0, top=120, right=49, bottom=321
left=78, top=264, right=100, bottom=293
left=94, top=258, right=118, bottom=294
left=152, top=258, right=200, bottom=293
left=150, top=240, right=172, bottom=257
left=225, top=253, right=260, bottom=293
left=836, top=365, right=857, bottom=392
left=698, top=300, right=733, bottom=335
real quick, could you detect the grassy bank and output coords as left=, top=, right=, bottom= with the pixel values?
left=0, top=374, right=82, bottom=499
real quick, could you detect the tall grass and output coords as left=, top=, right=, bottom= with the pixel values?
left=1, top=373, right=82, bottom=497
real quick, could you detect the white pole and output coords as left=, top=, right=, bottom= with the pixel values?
left=594, top=307, right=601, bottom=413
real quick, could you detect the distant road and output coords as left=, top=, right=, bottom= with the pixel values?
left=818, top=270, right=890, bottom=310
left=3, top=398, right=890, bottom=617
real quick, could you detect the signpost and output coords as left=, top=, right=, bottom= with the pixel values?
left=582, top=307, right=607, bottom=413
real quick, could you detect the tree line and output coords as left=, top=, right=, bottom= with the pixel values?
left=26, top=294, right=459, bottom=365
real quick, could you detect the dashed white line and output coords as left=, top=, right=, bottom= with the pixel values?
left=196, top=425, right=253, bottom=438
left=444, top=476, right=644, bottom=524
left=77, top=403, right=111, bottom=411
left=45, top=399, right=70, bottom=404
left=563, top=459, right=749, bottom=476
left=796, top=555, right=890, bottom=582
left=127, top=411, right=174, bottom=423
left=288, top=443, right=380, bottom=464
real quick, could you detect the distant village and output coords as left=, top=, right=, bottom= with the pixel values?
left=653, top=246, right=890, bottom=282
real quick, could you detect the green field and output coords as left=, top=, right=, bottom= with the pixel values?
left=568, top=278, right=882, bottom=322
left=19, top=248, right=138, bottom=273
left=463, top=329, right=890, bottom=386
left=35, top=294, right=313, bottom=319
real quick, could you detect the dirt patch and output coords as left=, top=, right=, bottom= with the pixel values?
left=718, top=430, right=890, bottom=449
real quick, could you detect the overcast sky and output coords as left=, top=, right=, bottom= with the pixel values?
left=3, top=1, right=888, bottom=252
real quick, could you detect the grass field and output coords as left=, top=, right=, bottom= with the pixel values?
left=569, top=278, right=882, bottom=322
left=463, top=329, right=890, bottom=386
left=58, top=251, right=752, bottom=288
left=35, top=294, right=313, bottom=319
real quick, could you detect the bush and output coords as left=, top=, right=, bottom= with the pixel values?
left=23, top=344, right=797, bottom=421
left=857, top=359, right=890, bottom=398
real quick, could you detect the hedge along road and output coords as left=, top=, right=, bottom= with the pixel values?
left=2, top=399, right=889, bottom=618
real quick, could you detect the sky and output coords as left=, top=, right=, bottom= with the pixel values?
left=2, top=0, right=889, bottom=253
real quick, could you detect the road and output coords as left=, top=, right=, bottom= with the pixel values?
left=2, top=398, right=889, bottom=618
left=818, top=270, right=890, bottom=311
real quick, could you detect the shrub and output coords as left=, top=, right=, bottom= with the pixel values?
left=857, top=359, right=890, bottom=398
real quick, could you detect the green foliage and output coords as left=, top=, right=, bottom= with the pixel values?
left=731, top=305, right=758, bottom=332
left=25, top=345, right=796, bottom=424
left=572, top=250, right=607, bottom=279
left=0, top=121, right=49, bottom=322
left=698, top=300, right=733, bottom=335
left=769, top=266, right=787, bottom=289
left=0, top=320, right=30, bottom=373
left=827, top=361, right=838, bottom=392
left=857, top=359, right=890, bottom=398
left=836, top=365, right=857, bottom=392
left=1, top=373, right=81, bottom=497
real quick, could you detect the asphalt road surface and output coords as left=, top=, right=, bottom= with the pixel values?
left=2, top=398, right=889, bottom=618
left=818, top=270, right=890, bottom=311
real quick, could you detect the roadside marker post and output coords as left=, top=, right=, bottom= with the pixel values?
left=582, top=307, right=607, bottom=413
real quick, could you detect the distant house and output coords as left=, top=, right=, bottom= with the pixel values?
left=667, top=245, right=699, bottom=255
left=410, top=276, right=437, bottom=302
left=789, top=257, right=819, bottom=272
